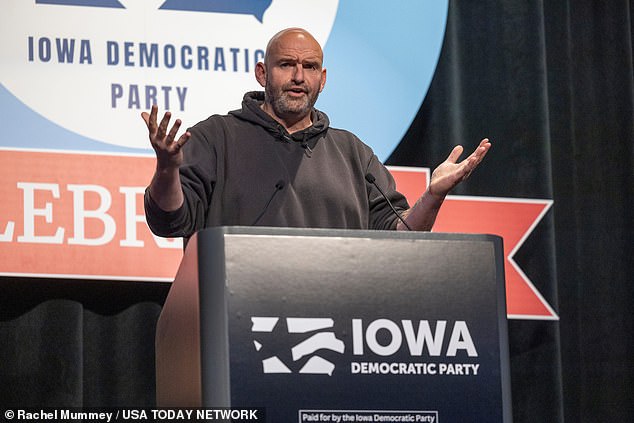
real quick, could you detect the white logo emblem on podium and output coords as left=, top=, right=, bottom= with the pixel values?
left=251, top=317, right=345, bottom=376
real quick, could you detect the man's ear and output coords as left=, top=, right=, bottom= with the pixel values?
left=319, top=68, right=327, bottom=93
left=255, top=62, right=266, bottom=87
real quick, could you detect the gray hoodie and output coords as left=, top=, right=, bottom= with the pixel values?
left=144, top=91, right=409, bottom=238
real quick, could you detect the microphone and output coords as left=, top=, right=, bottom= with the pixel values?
left=251, top=180, right=285, bottom=226
left=365, top=173, right=412, bottom=231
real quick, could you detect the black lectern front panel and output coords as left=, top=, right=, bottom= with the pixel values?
left=196, top=227, right=511, bottom=422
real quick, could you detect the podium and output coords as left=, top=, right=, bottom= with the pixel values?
left=156, top=227, right=512, bottom=422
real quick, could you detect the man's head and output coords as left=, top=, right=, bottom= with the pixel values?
left=255, top=28, right=327, bottom=131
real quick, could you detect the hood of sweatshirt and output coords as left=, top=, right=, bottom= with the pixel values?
left=229, top=91, right=330, bottom=149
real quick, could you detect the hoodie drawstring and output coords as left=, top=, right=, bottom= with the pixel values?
left=300, top=133, right=313, bottom=158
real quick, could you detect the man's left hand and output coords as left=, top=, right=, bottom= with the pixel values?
left=428, top=138, right=491, bottom=200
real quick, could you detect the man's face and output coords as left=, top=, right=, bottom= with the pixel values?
left=259, top=31, right=326, bottom=121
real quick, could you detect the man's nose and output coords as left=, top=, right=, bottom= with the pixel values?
left=292, top=64, right=305, bottom=83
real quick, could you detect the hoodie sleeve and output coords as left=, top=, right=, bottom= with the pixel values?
left=144, top=119, right=218, bottom=238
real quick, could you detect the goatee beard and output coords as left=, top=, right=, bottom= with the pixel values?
left=265, top=85, right=319, bottom=118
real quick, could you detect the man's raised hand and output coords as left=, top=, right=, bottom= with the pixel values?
left=142, top=105, right=191, bottom=212
left=428, top=138, right=491, bottom=200
left=141, top=105, right=191, bottom=170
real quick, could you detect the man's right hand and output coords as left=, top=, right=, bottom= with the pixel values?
left=142, top=105, right=191, bottom=212
left=141, top=105, right=191, bottom=170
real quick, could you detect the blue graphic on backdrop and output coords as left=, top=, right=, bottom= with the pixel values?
left=318, top=1, right=448, bottom=160
left=159, top=0, right=272, bottom=23
left=35, top=0, right=124, bottom=8
left=0, top=85, right=149, bottom=154
left=3, top=1, right=448, bottom=162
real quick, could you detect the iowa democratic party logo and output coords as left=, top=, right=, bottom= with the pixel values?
left=251, top=317, right=345, bottom=376
left=36, top=1, right=276, bottom=22
left=251, top=316, right=480, bottom=377
left=1, top=1, right=448, bottom=159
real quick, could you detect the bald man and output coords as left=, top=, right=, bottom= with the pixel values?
left=142, top=28, right=490, bottom=238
